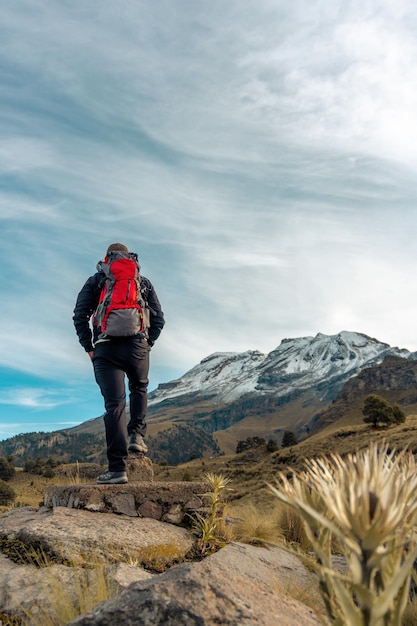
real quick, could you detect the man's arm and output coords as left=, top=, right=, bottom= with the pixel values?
left=73, top=275, right=101, bottom=353
left=145, top=280, right=165, bottom=346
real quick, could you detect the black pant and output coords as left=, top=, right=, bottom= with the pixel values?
left=93, top=336, right=150, bottom=472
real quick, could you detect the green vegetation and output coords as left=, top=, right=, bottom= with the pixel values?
left=236, top=436, right=283, bottom=455
left=266, top=438, right=279, bottom=453
left=281, top=431, right=298, bottom=447
left=236, top=436, right=267, bottom=453
left=363, top=394, right=406, bottom=428
left=0, top=481, right=16, bottom=506
left=24, top=457, right=59, bottom=477
left=148, top=424, right=221, bottom=464
left=189, top=472, right=233, bottom=555
left=0, top=456, right=15, bottom=481
left=0, top=431, right=107, bottom=468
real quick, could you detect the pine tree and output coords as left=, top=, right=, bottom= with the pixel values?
left=281, top=431, right=298, bottom=448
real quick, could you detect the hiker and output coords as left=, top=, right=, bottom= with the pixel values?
left=73, top=243, right=165, bottom=484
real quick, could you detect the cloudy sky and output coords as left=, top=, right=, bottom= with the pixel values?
left=1, top=0, right=417, bottom=440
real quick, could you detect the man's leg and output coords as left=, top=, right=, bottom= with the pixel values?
left=125, top=337, right=150, bottom=438
left=93, top=347, right=128, bottom=472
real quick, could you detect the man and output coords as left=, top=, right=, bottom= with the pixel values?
left=73, top=243, right=165, bottom=484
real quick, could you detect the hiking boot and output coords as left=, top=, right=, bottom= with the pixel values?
left=128, top=433, right=148, bottom=454
left=97, top=470, right=128, bottom=484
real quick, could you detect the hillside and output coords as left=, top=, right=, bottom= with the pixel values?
left=0, top=331, right=415, bottom=466
left=309, top=355, right=417, bottom=435
left=0, top=423, right=220, bottom=468
left=145, top=331, right=412, bottom=453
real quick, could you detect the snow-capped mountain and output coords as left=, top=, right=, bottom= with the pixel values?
left=149, top=331, right=411, bottom=407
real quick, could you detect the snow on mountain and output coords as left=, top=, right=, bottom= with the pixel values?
left=149, top=331, right=411, bottom=406
left=150, top=350, right=266, bottom=405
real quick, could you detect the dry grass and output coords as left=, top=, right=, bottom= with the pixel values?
left=277, top=577, right=326, bottom=623
left=276, top=503, right=311, bottom=552
left=20, top=559, right=118, bottom=626
left=107, top=542, right=188, bottom=573
left=402, top=598, right=417, bottom=625
left=231, top=502, right=283, bottom=546
left=0, top=466, right=95, bottom=513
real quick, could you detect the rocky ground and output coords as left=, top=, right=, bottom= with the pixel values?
left=0, top=500, right=323, bottom=625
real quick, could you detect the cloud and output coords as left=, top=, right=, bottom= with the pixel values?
left=0, top=387, right=69, bottom=410
left=1, top=0, right=417, bottom=437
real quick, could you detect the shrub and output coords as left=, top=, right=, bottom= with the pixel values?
left=24, top=457, right=57, bottom=477
left=362, top=394, right=405, bottom=427
left=281, top=431, right=298, bottom=448
left=0, top=480, right=16, bottom=505
left=236, top=437, right=267, bottom=454
left=392, top=404, right=406, bottom=425
left=266, top=439, right=279, bottom=453
left=0, top=457, right=15, bottom=481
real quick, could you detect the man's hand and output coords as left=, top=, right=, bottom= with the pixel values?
left=88, top=351, right=94, bottom=360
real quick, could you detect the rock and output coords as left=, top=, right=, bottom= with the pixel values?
left=0, top=471, right=328, bottom=626
left=68, top=542, right=322, bottom=626
left=43, top=481, right=207, bottom=522
left=53, top=456, right=154, bottom=482
left=54, top=463, right=105, bottom=480
left=0, top=552, right=154, bottom=622
left=107, top=562, right=154, bottom=589
left=126, top=454, right=154, bottom=481
left=0, top=506, right=195, bottom=567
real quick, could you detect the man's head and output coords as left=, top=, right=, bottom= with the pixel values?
left=106, top=243, right=129, bottom=255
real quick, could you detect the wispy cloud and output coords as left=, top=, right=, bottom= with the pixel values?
left=1, top=0, right=417, bottom=436
left=0, top=387, right=71, bottom=410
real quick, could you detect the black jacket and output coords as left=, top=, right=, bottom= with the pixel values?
left=73, top=272, right=165, bottom=352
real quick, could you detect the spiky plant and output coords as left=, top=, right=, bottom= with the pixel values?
left=190, top=472, right=232, bottom=555
left=269, top=442, right=417, bottom=626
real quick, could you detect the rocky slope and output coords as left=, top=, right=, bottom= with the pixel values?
left=149, top=331, right=410, bottom=406
left=0, top=331, right=413, bottom=464
left=145, top=331, right=413, bottom=449
left=309, top=355, right=417, bottom=434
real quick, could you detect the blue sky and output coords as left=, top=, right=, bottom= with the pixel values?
left=2, top=0, right=417, bottom=440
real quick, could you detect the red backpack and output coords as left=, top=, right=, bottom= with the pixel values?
left=92, top=250, right=149, bottom=338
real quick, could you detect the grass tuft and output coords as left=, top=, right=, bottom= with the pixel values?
left=232, top=502, right=282, bottom=546
left=20, top=559, right=118, bottom=626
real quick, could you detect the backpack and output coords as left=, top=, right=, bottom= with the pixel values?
left=92, top=250, right=149, bottom=338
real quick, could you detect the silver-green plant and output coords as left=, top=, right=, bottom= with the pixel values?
left=269, top=442, right=417, bottom=626
left=190, top=472, right=232, bottom=555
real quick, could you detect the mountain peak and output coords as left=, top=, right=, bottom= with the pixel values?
left=149, top=331, right=411, bottom=407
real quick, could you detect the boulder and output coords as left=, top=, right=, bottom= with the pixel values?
left=68, top=542, right=322, bottom=626
left=0, top=506, right=194, bottom=567
left=0, top=552, right=153, bottom=622
left=126, top=454, right=154, bottom=481
left=0, top=487, right=325, bottom=626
